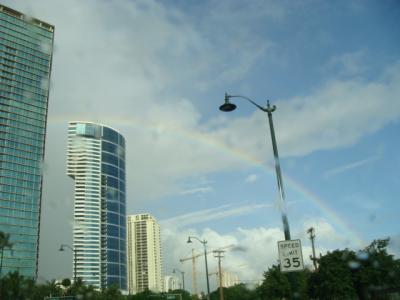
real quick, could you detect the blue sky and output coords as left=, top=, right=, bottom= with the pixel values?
left=4, top=0, right=400, bottom=292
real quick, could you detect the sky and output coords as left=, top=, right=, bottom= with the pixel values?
left=3, top=0, right=400, bottom=293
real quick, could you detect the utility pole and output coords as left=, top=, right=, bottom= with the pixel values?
left=191, top=249, right=197, bottom=294
left=307, top=227, right=318, bottom=270
left=180, top=244, right=234, bottom=296
left=213, top=250, right=225, bottom=300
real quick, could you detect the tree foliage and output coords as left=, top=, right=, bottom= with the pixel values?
left=258, top=265, right=291, bottom=299
left=0, top=228, right=398, bottom=300
left=256, top=239, right=399, bottom=300
left=352, top=238, right=400, bottom=299
left=308, top=238, right=400, bottom=300
left=209, top=283, right=259, bottom=300
left=257, top=265, right=310, bottom=300
left=308, top=249, right=358, bottom=299
left=127, top=289, right=193, bottom=300
left=0, top=271, right=64, bottom=300
left=0, top=231, right=13, bottom=276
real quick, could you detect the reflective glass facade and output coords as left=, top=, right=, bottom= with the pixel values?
left=0, top=5, right=54, bottom=278
left=67, top=122, right=126, bottom=291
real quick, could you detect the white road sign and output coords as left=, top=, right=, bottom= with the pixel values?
left=278, top=239, right=304, bottom=272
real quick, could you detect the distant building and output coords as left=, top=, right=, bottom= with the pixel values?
left=127, top=213, right=163, bottom=294
left=67, top=121, right=127, bottom=291
left=222, top=271, right=240, bottom=288
left=0, top=4, right=54, bottom=278
left=164, top=275, right=179, bottom=292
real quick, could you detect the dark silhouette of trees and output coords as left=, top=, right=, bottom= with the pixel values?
left=255, top=238, right=399, bottom=299
left=308, top=249, right=358, bottom=299
left=308, top=238, right=400, bottom=299
left=0, top=231, right=12, bottom=276
left=0, top=232, right=398, bottom=299
left=209, top=283, right=259, bottom=300
left=257, top=265, right=310, bottom=299
left=352, top=238, right=400, bottom=299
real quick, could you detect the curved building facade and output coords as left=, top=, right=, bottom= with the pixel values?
left=67, top=121, right=126, bottom=290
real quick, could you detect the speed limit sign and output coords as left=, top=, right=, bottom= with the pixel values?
left=278, top=239, right=304, bottom=272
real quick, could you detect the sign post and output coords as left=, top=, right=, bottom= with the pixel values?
left=278, top=239, right=304, bottom=272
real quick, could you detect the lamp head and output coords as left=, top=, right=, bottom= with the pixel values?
left=219, top=93, right=237, bottom=112
left=59, top=245, right=64, bottom=252
left=187, top=237, right=192, bottom=244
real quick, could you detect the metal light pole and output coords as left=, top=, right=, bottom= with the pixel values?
left=59, top=244, right=77, bottom=283
left=173, top=268, right=186, bottom=290
left=219, top=93, right=291, bottom=240
left=187, top=236, right=210, bottom=300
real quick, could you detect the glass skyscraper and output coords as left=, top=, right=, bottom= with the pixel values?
left=0, top=4, right=54, bottom=278
left=67, top=122, right=127, bottom=291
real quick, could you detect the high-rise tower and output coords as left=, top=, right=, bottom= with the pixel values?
left=127, top=213, right=163, bottom=294
left=67, top=121, right=127, bottom=290
left=0, top=4, right=54, bottom=278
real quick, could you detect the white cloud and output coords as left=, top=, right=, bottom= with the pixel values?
left=161, top=226, right=281, bottom=293
left=8, top=0, right=399, bottom=210
left=323, top=154, right=380, bottom=178
left=161, top=203, right=271, bottom=229
left=325, top=50, right=369, bottom=77
left=211, top=61, right=400, bottom=160
left=180, top=186, right=214, bottom=196
left=245, top=174, right=258, bottom=183
left=162, top=217, right=349, bottom=293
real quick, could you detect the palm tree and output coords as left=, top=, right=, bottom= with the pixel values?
left=0, top=231, right=13, bottom=277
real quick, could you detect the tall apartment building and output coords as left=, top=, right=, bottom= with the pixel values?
left=67, top=122, right=127, bottom=290
left=127, top=214, right=163, bottom=294
left=0, top=4, right=54, bottom=278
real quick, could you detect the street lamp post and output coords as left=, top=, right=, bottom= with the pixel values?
left=187, top=236, right=210, bottom=300
left=173, top=268, right=185, bottom=290
left=219, top=93, right=291, bottom=240
left=59, top=244, right=77, bottom=283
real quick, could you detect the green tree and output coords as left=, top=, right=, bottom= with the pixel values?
left=257, top=265, right=291, bottom=300
left=127, top=289, right=154, bottom=300
left=308, top=249, right=358, bottom=299
left=351, top=238, right=400, bottom=299
left=167, top=289, right=192, bottom=300
left=0, top=271, right=38, bottom=300
left=65, top=277, right=100, bottom=299
left=0, top=231, right=13, bottom=277
left=210, top=283, right=259, bottom=300
left=31, top=279, right=63, bottom=300
left=62, top=277, right=72, bottom=288
left=99, top=284, right=124, bottom=300
left=307, top=239, right=400, bottom=300
left=257, top=265, right=309, bottom=299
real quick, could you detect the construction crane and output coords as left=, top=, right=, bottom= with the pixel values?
left=180, top=249, right=202, bottom=295
left=179, top=244, right=235, bottom=295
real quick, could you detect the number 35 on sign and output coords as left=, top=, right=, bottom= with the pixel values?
left=277, top=239, right=305, bottom=272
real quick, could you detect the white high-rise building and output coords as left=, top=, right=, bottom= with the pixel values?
left=222, top=271, right=240, bottom=288
left=127, top=214, right=163, bottom=294
left=164, top=275, right=179, bottom=292
left=67, top=121, right=127, bottom=291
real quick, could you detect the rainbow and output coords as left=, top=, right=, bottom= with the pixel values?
left=49, top=114, right=365, bottom=247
